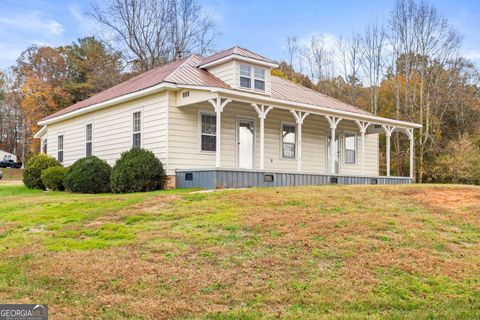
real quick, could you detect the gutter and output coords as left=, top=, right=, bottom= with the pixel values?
left=38, top=82, right=177, bottom=126
left=207, top=87, right=422, bottom=129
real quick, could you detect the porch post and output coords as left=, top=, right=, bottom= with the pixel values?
left=355, top=121, right=371, bottom=176
left=252, top=104, right=273, bottom=170
left=325, top=116, right=342, bottom=174
left=209, top=97, right=231, bottom=168
left=382, top=125, right=395, bottom=177
left=405, top=128, right=414, bottom=180
left=291, top=110, right=309, bottom=172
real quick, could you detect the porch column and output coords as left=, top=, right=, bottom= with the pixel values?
left=355, top=120, right=371, bottom=176
left=325, top=116, right=342, bottom=174
left=405, top=128, right=414, bottom=180
left=252, top=104, right=273, bottom=170
left=291, top=110, right=309, bottom=172
left=382, top=125, right=395, bottom=177
left=209, top=97, right=231, bottom=168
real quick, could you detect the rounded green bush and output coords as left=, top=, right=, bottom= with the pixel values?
left=40, top=166, right=67, bottom=191
left=64, top=156, right=112, bottom=193
left=23, top=154, right=60, bottom=190
left=111, top=148, right=166, bottom=193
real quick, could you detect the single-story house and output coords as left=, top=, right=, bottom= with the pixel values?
left=35, top=46, right=421, bottom=189
left=0, top=150, right=17, bottom=162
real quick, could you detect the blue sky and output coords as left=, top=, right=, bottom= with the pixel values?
left=0, top=0, right=479, bottom=69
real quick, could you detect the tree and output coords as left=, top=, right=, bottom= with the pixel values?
left=63, top=37, right=125, bottom=103
left=89, top=0, right=217, bottom=71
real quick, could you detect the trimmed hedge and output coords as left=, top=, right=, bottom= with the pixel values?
left=41, top=166, right=67, bottom=191
left=23, top=154, right=60, bottom=190
left=111, top=148, right=166, bottom=193
left=64, top=156, right=111, bottom=193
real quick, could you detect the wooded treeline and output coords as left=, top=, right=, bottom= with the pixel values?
left=278, top=0, right=480, bottom=183
left=0, top=0, right=478, bottom=183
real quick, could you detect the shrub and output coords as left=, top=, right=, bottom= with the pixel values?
left=432, top=134, right=480, bottom=185
left=64, top=156, right=112, bottom=193
left=41, top=166, right=67, bottom=191
left=23, top=154, right=60, bottom=190
left=111, top=148, right=166, bottom=193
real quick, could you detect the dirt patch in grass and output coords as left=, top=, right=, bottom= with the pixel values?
left=408, top=186, right=480, bottom=215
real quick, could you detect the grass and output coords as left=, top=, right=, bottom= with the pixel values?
left=0, top=184, right=479, bottom=319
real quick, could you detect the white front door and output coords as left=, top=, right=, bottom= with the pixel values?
left=327, top=133, right=340, bottom=174
left=238, top=119, right=255, bottom=169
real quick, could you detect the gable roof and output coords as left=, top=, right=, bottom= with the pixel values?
left=270, top=76, right=371, bottom=115
left=198, top=46, right=276, bottom=67
left=41, top=47, right=374, bottom=123
left=42, top=55, right=230, bottom=121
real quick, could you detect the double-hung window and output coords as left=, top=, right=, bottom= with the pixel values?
left=57, top=135, right=64, bottom=163
left=132, top=111, right=142, bottom=147
left=344, top=132, right=356, bottom=164
left=239, top=64, right=266, bottom=91
left=85, top=123, right=93, bottom=156
left=42, top=138, right=47, bottom=154
left=282, top=124, right=296, bottom=159
left=200, top=113, right=216, bottom=152
left=239, top=64, right=252, bottom=89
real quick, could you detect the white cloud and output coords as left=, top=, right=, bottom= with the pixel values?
left=0, top=12, right=64, bottom=35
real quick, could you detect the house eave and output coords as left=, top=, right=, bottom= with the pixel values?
left=198, top=54, right=278, bottom=69
left=38, top=82, right=177, bottom=126
left=177, top=85, right=422, bottom=129
left=34, top=126, right=47, bottom=139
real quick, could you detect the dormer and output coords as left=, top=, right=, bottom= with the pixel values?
left=198, top=46, right=278, bottom=95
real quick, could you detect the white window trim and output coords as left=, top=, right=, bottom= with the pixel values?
left=238, top=63, right=266, bottom=92
left=280, top=121, right=297, bottom=160
left=343, top=130, right=358, bottom=166
left=85, top=122, right=93, bottom=157
left=41, top=138, right=48, bottom=154
left=131, top=108, right=143, bottom=148
left=325, top=130, right=341, bottom=174
left=235, top=115, right=256, bottom=169
left=57, top=134, right=64, bottom=163
left=198, top=110, right=217, bottom=154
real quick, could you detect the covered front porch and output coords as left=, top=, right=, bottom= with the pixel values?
left=172, top=90, right=420, bottom=188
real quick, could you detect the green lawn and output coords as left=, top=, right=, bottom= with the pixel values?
left=0, top=183, right=479, bottom=319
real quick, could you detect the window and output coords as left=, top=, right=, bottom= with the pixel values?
left=200, top=113, right=216, bottom=152
left=58, top=135, right=64, bottom=163
left=254, top=67, right=265, bottom=90
left=282, top=124, right=296, bottom=159
left=132, top=111, right=142, bottom=147
left=42, top=138, right=47, bottom=154
left=86, top=123, right=93, bottom=156
left=239, top=64, right=266, bottom=91
left=344, top=132, right=356, bottom=164
left=239, top=64, right=251, bottom=89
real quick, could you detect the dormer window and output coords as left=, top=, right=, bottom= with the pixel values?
left=239, top=64, right=265, bottom=91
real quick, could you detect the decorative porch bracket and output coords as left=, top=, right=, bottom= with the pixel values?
left=252, top=104, right=273, bottom=170
left=381, top=124, right=396, bottom=177
left=208, top=97, right=232, bottom=168
left=405, top=128, right=414, bottom=180
left=325, top=116, right=342, bottom=174
left=291, top=110, right=309, bottom=172
left=355, top=120, right=371, bottom=176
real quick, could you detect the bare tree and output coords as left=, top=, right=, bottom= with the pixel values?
left=388, top=0, right=461, bottom=181
left=337, top=34, right=362, bottom=105
left=89, top=0, right=217, bottom=71
left=285, top=36, right=299, bottom=77
left=305, top=34, right=335, bottom=83
left=360, top=22, right=386, bottom=114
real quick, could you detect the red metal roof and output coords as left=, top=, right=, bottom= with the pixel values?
left=42, top=47, right=373, bottom=122
left=270, top=76, right=372, bottom=115
left=198, top=46, right=276, bottom=67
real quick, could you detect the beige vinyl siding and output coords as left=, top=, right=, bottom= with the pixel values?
left=167, top=102, right=379, bottom=176
left=45, top=92, right=168, bottom=167
left=206, top=61, right=236, bottom=87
